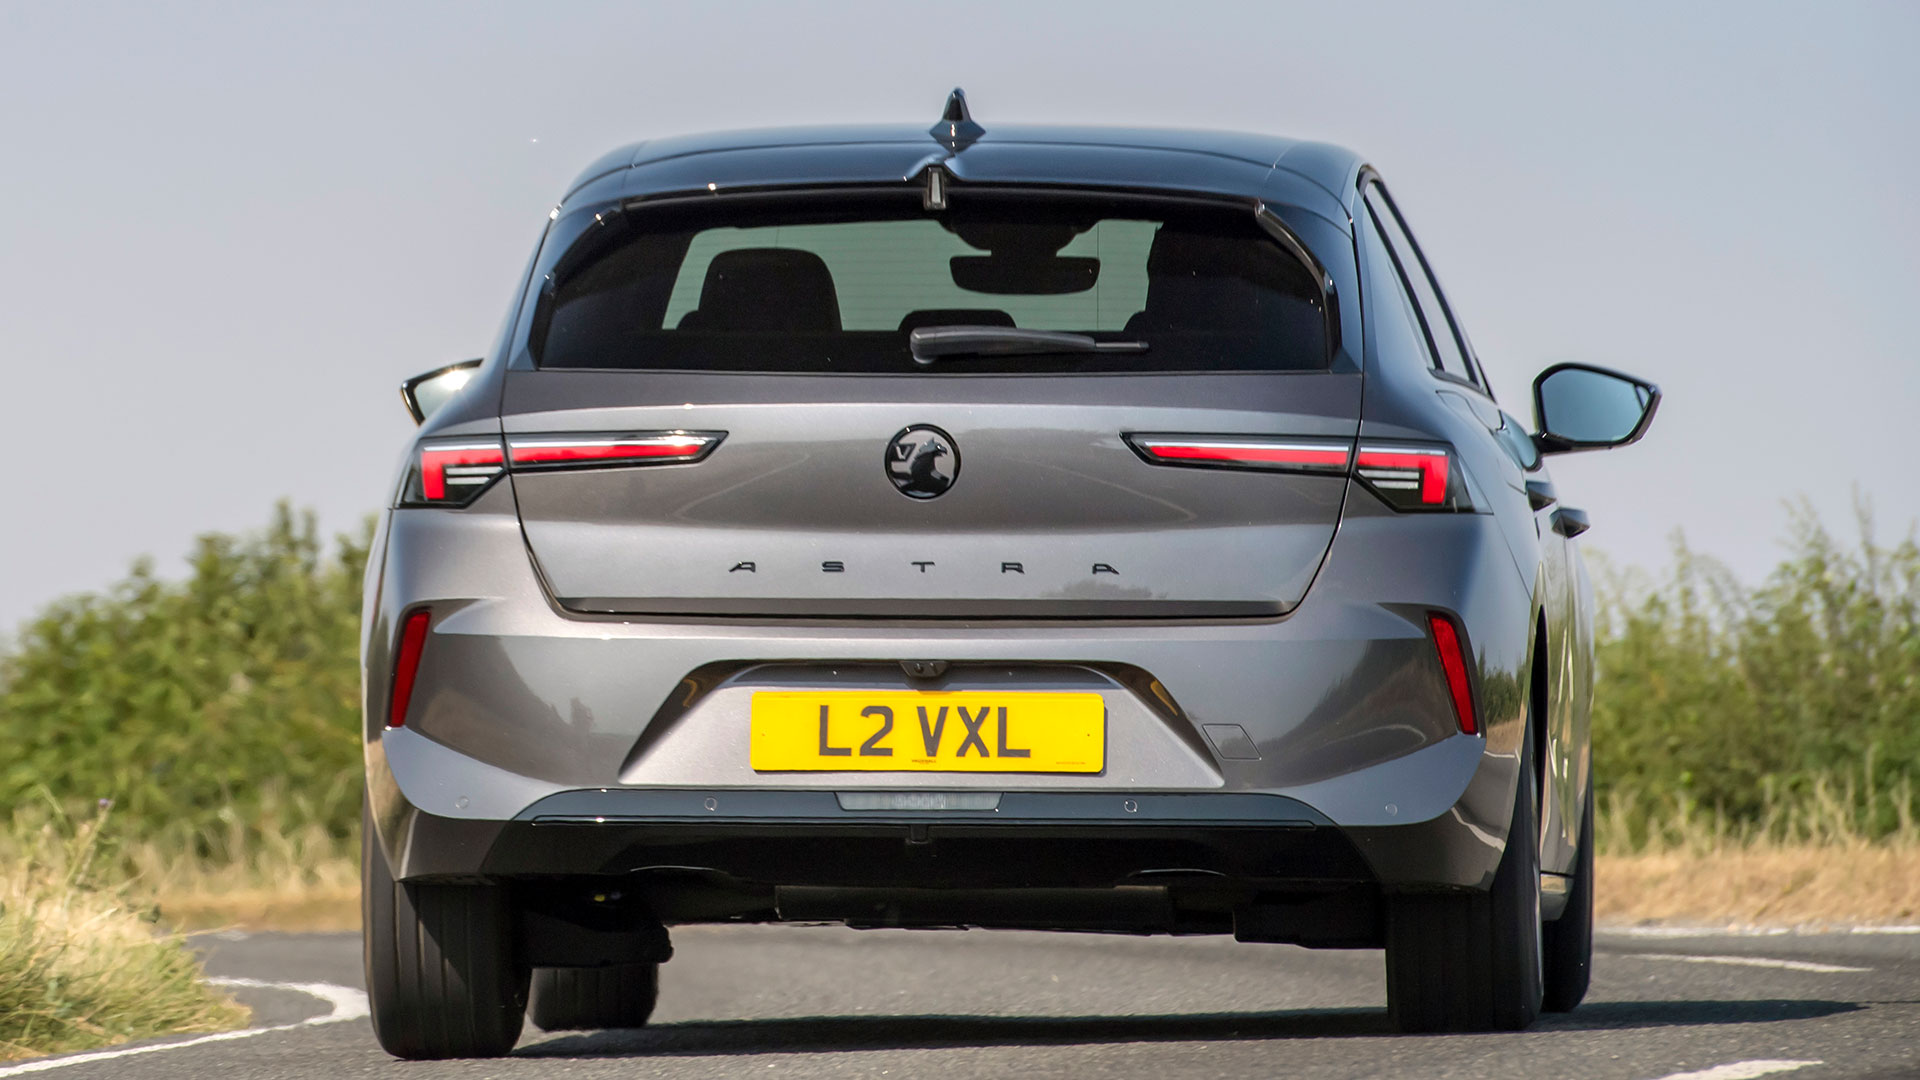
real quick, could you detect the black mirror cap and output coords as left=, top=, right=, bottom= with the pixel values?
left=1531, top=361, right=1662, bottom=455
left=401, top=359, right=484, bottom=425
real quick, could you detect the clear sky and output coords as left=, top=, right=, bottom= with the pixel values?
left=0, top=1, right=1914, bottom=629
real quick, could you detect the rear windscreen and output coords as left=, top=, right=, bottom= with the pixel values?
left=527, top=195, right=1329, bottom=374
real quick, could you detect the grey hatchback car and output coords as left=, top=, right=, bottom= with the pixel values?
left=362, top=92, right=1659, bottom=1057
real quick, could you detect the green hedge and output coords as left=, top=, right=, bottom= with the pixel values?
left=1, top=500, right=1914, bottom=851
left=1592, top=502, right=1920, bottom=842
left=0, top=504, right=367, bottom=849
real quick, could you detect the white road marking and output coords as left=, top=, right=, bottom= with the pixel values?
left=1633, top=952, right=1868, bottom=974
left=0, top=977, right=368, bottom=1077
left=1608, top=926, right=1795, bottom=938
left=1648, top=1061, right=1823, bottom=1080
left=1607, top=924, right=1920, bottom=938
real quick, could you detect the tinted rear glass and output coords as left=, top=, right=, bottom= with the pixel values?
left=527, top=194, right=1329, bottom=374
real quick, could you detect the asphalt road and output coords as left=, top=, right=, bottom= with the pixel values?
left=9, top=925, right=1919, bottom=1080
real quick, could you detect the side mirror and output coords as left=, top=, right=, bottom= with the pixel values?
left=1532, top=362, right=1660, bottom=454
left=400, top=359, right=483, bottom=425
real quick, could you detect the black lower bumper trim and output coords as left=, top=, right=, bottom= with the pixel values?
left=482, top=820, right=1373, bottom=891
left=472, top=788, right=1366, bottom=890
left=513, top=788, right=1332, bottom=827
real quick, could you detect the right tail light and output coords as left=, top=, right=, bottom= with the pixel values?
left=1124, top=433, right=1475, bottom=511
left=1355, top=443, right=1474, bottom=512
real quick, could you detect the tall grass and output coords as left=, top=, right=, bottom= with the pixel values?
left=1592, top=499, right=1920, bottom=849
left=1597, top=771, right=1919, bottom=857
left=0, top=802, right=246, bottom=1060
left=1594, top=769, right=1920, bottom=926
left=0, top=503, right=368, bottom=852
left=127, top=790, right=358, bottom=931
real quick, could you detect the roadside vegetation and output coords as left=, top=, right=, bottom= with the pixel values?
left=1595, top=775, right=1918, bottom=926
left=0, top=504, right=367, bottom=854
left=1590, top=500, right=1920, bottom=845
left=0, top=802, right=247, bottom=1061
left=0, top=498, right=1914, bottom=942
left=1589, top=500, right=1920, bottom=924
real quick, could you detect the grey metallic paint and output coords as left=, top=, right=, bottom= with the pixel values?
left=365, top=480, right=1532, bottom=891
left=503, top=375, right=1360, bottom=618
left=366, top=122, right=1627, bottom=926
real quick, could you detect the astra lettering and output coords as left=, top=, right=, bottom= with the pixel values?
left=725, top=559, right=1124, bottom=574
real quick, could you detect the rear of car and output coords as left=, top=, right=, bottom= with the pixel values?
left=361, top=117, right=1575, bottom=1057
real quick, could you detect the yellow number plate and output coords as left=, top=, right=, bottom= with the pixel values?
left=749, top=691, right=1105, bottom=773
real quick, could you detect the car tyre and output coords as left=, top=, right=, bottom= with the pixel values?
left=363, top=804, right=529, bottom=1059
left=1542, top=773, right=1595, bottom=1012
left=1385, top=726, right=1545, bottom=1033
left=528, top=963, right=661, bottom=1031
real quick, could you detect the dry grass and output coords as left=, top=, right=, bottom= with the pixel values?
left=152, top=874, right=359, bottom=933
left=139, top=843, right=1920, bottom=935
left=1594, top=777, right=1920, bottom=928
left=131, top=821, right=359, bottom=933
left=116, top=777, right=1920, bottom=935
left=0, top=808, right=248, bottom=1062
left=1598, top=845, right=1920, bottom=927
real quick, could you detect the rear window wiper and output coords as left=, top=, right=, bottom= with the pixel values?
left=909, top=325, right=1150, bottom=366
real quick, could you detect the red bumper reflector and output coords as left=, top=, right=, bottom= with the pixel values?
left=387, top=610, right=431, bottom=729
left=1429, top=613, right=1478, bottom=735
left=1126, top=435, right=1351, bottom=473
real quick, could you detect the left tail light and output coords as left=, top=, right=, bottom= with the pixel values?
left=507, top=431, right=724, bottom=470
left=387, top=609, right=432, bottom=728
left=401, top=437, right=506, bottom=507
left=400, top=430, right=725, bottom=507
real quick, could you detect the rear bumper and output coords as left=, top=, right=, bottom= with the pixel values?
left=369, top=779, right=1500, bottom=945
left=364, top=494, right=1538, bottom=899
left=370, top=755, right=1507, bottom=895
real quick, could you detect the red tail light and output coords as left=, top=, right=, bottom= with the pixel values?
left=1126, top=434, right=1351, bottom=474
left=507, top=431, right=724, bottom=470
left=401, top=431, right=724, bottom=508
left=1428, top=612, right=1478, bottom=735
left=387, top=610, right=431, bottom=728
left=1355, top=444, right=1472, bottom=511
left=405, top=438, right=506, bottom=506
